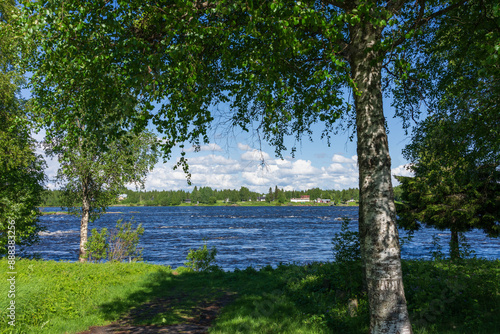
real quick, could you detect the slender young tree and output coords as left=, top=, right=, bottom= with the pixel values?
left=20, top=1, right=483, bottom=332
left=49, top=128, right=158, bottom=262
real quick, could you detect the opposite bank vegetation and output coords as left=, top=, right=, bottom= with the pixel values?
left=41, top=187, right=363, bottom=207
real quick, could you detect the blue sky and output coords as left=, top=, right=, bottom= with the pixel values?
left=135, top=97, right=414, bottom=193
left=34, top=93, right=414, bottom=193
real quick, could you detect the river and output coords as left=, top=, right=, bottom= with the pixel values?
left=29, top=206, right=500, bottom=270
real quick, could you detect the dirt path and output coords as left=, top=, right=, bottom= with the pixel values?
left=77, top=292, right=236, bottom=334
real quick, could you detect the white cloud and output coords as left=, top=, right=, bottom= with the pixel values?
left=241, top=171, right=272, bottom=186
left=240, top=149, right=271, bottom=162
left=392, top=164, right=413, bottom=177
left=140, top=150, right=365, bottom=192
left=190, top=173, right=239, bottom=189
left=325, top=152, right=358, bottom=176
left=31, top=131, right=60, bottom=189
left=290, top=159, right=318, bottom=175
left=392, top=164, right=414, bottom=186
left=185, top=143, right=223, bottom=152
left=275, top=159, right=292, bottom=168
left=189, top=154, right=237, bottom=166
left=36, top=134, right=376, bottom=193
left=331, top=154, right=355, bottom=163
left=237, top=143, right=253, bottom=151
left=43, top=157, right=60, bottom=181
left=326, top=163, right=348, bottom=173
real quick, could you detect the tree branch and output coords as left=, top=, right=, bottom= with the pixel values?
left=385, top=0, right=408, bottom=14
left=321, top=0, right=355, bottom=10
left=391, top=0, right=467, bottom=48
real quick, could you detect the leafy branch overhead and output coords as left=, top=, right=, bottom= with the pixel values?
left=19, top=0, right=468, bottom=158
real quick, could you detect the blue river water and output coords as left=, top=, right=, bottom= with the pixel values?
left=29, top=206, right=500, bottom=270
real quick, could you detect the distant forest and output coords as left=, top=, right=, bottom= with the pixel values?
left=40, top=186, right=372, bottom=207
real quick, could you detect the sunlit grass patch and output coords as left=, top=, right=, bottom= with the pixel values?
left=0, top=259, right=169, bottom=333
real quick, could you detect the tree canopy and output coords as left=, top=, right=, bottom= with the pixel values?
left=396, top=116, right=499, bottom=259
left=0, top=0, right=46, bottom=255
left=48, top=122, right=158, bottom=261
left=395, top=1, right=500, bottom=259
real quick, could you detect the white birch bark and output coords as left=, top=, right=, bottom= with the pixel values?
left=79, top=178, right=90, bottom=263
left=350, top=20, right=413, bottom=334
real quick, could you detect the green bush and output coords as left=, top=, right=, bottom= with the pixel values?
left=332, top=217, right=360, bottom=263
left=86, top=227, right=108, bottom=262
left=331, top=217, right=364, bottom=307
left=86, top=219, right=144, bottom=262
left=184, top=241, right=218, bottom=272
left=403, top=259, right=500, bottom=332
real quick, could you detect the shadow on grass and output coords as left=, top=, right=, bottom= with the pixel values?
left=94, top=260, right=500, bottom=334
left=97, top=269, right=233, bottom=324
left=403, top=259, right=500, bottom=334
left=94, top=264, right=368, bottom=333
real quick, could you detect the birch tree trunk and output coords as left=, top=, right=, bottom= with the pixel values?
left=79, top=177, right=90, bottom=263
left=350, top=22, right=413, bottom=334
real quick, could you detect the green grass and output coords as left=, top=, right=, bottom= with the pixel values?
left=1, top=259, right=498, bottom=333
left=403, top=259, right=500, bottom=333
left=0, top=260, right=168, bottom=333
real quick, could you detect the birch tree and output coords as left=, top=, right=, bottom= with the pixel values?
left=49, top=128, right=158, bottom=262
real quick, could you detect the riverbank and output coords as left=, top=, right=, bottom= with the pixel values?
left=38, top=202, right=358, bottom=214
left=39, top=210, right=124, bottom=215
left=40, top=201, right=359, bottom=209
left=1, top=258, right=498, bottom=333
left=118, top=201, right=359, bottom=207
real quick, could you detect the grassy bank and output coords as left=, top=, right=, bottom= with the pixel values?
left=1, top=259, right=498, bottom=333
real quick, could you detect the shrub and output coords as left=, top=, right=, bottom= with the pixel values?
left=184, top=241, right=218, bottom=272
left=86, top=219, right=144, bottom=263
left=430, top=234, right=445, bottom=260
left=108, top=220, right=145, bottom=262
left=331, top=217, right=364, bottom=304
left=332, top=217, right=361, bottom=263
left=86, top=227, right=108, bottom=262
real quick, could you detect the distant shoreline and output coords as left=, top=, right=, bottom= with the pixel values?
left=39, top=210, right=125, bottom=215
left=38, top=202, right=359, bottom=214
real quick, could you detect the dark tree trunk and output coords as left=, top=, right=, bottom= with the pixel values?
left=350, top=21, right=413, bottom=334
left=450, top=228, right=460, bottom=260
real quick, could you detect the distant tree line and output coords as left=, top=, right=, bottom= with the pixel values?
left=41, top=186, right=360, bottom=207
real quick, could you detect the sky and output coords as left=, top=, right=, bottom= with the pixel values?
left=36, top=97, right=414, bottom=194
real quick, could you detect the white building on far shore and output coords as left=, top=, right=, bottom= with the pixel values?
left=118, top=194, right=128, bottom=201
